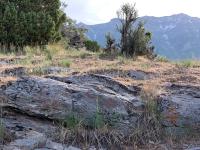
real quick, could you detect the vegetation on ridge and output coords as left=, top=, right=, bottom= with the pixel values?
left=0, top=0, right=66, bottom=52
left=0, top=1, right=200, bottom=149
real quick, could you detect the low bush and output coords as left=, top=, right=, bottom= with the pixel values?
left=156, top=55, right=169, bottom=62
left=63, top=113, right=81, bottom=129
left=130, top=85, right=163, bottom=145
left=58, top=59, right=71, bottom=68
left=175, top=60, right=200, bottom=68
left=84, top=40, right=100, bottom=52
left=29, top=67, right=46, bottom=76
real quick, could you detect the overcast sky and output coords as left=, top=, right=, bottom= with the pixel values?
left=64, top=0, right=200, bottom=25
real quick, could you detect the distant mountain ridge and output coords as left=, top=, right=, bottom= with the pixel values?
left=81, top=14, right=200, bottom=60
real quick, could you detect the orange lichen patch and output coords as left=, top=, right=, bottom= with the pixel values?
left=0, top=76, right=17, bottom=86
left=41, top=100, right=63, bottom=111
left=113, top=77, right=135, bottom=86
left=165, top=106, right=179, bottom=126
left=140, top=83, right=163, bottom=102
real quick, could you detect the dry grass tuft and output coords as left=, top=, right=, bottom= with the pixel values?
left=128, top=84, right=164, bottom=145
left=55, top=123, right=125, bottom=149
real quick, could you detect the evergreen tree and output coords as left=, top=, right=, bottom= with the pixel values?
left=105, top=32, right=116, bottom=53
left=0, top=0, right=66, bottom=52
left=117, top=3, right=138, bottom=55
left=128, top=22, right=156, bottom=58
left=117, top=3, right=155, bottom=58
left=61, top=18, right=88, bottom=48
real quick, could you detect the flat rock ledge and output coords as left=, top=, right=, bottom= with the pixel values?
left=1, top=74, right=200, bottom=149
left=159, top=84, right=200, bottom=134
left=3, top=131, right=80, bottom=150
left=0, top=74, right=144, bottom=149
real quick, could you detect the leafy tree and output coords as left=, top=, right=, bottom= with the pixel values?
left=84, top=40, right=100, bottom=52
left=0, top=0, right=66, bottom=52
left=128, top=22, right=156, bottom=58
left=105, top=32, right=116, bottom=53
left=117, top=3, right=155, bottom=58
left=61, top=18, right=87, bottom=48
left=117, top=3, right=138, bottom=55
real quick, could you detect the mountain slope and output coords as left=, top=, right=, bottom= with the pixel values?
left=82, top=14, right=200, bottom=60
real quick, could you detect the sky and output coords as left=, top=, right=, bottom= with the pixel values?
left=64, top=0, right=200, bottom=25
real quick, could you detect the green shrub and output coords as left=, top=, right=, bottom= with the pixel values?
left=156, top=55, right=169, bottom=62
left=46, top=51, right=53, bottom=61
left=140, top=63, right=151, bottom=69
left=0, top=121, right=4, bottom=143
left=84, top=98, right=105, bottom=129
left=59, top=59, right=71, bottom=67
left=93, top=98, right=105, bottom=129
left=80, top=53, right=90, bottom=59
left=176, top=60, right=194, bottom=68
left=63, top=113, right=80, bottom=129
left=0, top=1, right=66, bottom=52
left=84, top=40, right=100, bottom=52
left=30, top=67, right=45, bottom=76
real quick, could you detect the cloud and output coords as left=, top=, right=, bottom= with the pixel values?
left=64, top=0, right=200, bottom=25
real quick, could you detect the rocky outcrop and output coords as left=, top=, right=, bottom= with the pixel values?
left=88, top=69, right=157, bottom=80
left=0, top=74, right=144, bottom=149
left=3, top=130, right=81, bottom=150
left=42, top=66, right=72, bottom=74
left=186, top=147, right=200, bottom=150
left=159, top=84, right=200, bottom=130
left=1, top=74, right=143, bottom=129
left=1, top=67, right=27, bottom=77
left=1, top=72, right=200, bottom=149
left=3, top=131, right=47, bottom=150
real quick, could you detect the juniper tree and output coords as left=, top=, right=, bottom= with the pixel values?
left=117, top=3, right=138, bottom=55
left=105, top=32, right=116, bottom=53
left=127, top=22, right=156, bottom=58
left=0, top=0, right=66, bottom=52
left=117, top=3, right=155, bottom=58
left=61, top=18, right=88, bottom=48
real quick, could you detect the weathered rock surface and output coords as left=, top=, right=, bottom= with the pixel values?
left=0, top=74, right=144, bottom=149
left=3, top=130, right=80, bottom=150
left=128, top=70, right=154, bottom=80
left=1, top=74, right=143, bottom=128
left=0, top=58, right=17, bottom=65
left=88, top=69, right=157, bottom=80
left=1, top=71, right=200, bottom=149
left=186, top=147, right=200, bottom=150
left=0, top=61, right=9, bottom=66
left=4, top=131, right=47, bottom=150
left=159, top=84, right=200, bottom=130
left=1, top=67, right=27, bottom=77
left=3, top=76, right=139, bottom=119
left=1, top=111, right=81, bottom=150
left=42, top=66, right=72, bottom=74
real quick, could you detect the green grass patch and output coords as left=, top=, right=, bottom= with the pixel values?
left=58, top=59, right=71, bottom=68
left=156, top=55, right=169, bottom=62
left=175, top=60, right=200, bottom=68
